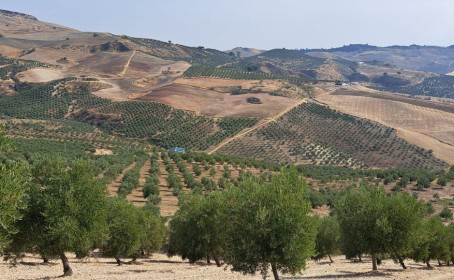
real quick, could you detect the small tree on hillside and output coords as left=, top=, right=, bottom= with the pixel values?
left=223, top=168, right=317, bottom=280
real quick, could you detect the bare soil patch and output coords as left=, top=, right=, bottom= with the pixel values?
left=16, top=67, right=69, bottom=83
left=135, top=83, right=299, bottom=118
left=93, top=149, right=113, bottom=156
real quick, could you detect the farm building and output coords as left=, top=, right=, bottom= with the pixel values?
left=167, top=147, right=185, bottom=153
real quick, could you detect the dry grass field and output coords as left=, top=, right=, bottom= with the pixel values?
left=317, top=89, right=454, bottom=164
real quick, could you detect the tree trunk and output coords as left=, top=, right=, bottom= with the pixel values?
left=358, top=254, right=362, bottom=262
left=42, top=257, right=49, bottom=264
left=271, top=263, right=280, bottom=280
left=398, top=257, right=407, bottom=269
left=328, top=254, right=334, bottom=263
left=60, top=253, right=73, bottom=277
left=371, top=253, right=378, bottom=271
left=424, top=258, right=432, bottom=269
left=438, top=259, right=442, bottom=266
left=115, top=256, right=122, bottom=266
left=213, top=254, right=221, bottom=267
left=206, top=255, right=211, bottom=264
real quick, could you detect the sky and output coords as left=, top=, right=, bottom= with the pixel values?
left=2, top=0, right=454, bottom=50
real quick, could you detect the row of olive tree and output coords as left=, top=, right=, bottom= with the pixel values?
left=1, top=154, right=166, bottom=277
left=168, top=168, right=317, bottom=280
left=315, top=185, right=454, bottom=270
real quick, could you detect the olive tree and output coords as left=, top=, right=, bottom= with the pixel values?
left=27, top=157, right=109, bottom=276
left=336, top=186, right=426, bottom=270
left=167, top=192, right=226, bottom=266
left=336, top=186, right=388, bottom=270
left=381, top=192, right=425, bottom=269
left=0, top=128, right=28, bottom=255
left=102, top=198, right=166, bottom=265
left=314, top=215, right=341, bottom=263
left=0, top=161, right=28, bottom=253
left=223, top=168, right=317, bottom=280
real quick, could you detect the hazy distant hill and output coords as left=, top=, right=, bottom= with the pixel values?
left=302, top=44, right=454, bottom=74
left=224, top=47, right=264, bottom=58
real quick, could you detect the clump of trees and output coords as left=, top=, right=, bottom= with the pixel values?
left=168, top=168, right=317, bottom=280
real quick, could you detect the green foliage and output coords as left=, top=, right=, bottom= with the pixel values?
left=0, top=78, right=257, bottom=151
left=118, top=155, right=148, bottom=197
left=142, top=176, right=160, bottom=203
left=183, top=65, right=314, bottom=82
left=192, top=163, right=201, bottom=177
left=411, top=216, right=454, bottom=267
left=21, top=157, right=109, bottom=275
left=168, top=192, right=226, bottom=263
left=439, top=207, right=453, bottom=220
left=314, top=216, right=341, bottom=262
left=0, top=160, right=28, bottom=253
left=101, top=198, right=166, bottom=263
left=223, top=168, right=317, bottom=279
left=336, top=186, right=425, bottom=270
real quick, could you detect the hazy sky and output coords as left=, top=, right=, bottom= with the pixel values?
left=3, top=0, right=454, bottom=50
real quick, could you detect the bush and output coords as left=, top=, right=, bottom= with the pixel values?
left=439, top=207, right=453, bottom=220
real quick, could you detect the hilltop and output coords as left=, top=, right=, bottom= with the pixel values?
left=224, top=47, right=264, bottom=58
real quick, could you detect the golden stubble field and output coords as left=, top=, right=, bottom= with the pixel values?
left=317, top=89, right=454, bottom=164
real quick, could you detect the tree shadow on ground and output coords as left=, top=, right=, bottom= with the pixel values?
left=283, top=270, right=392, bottom=279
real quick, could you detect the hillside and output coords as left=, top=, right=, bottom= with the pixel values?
left=0, top=8, right=453, bottom=168
left=303, top=44, right=454, bottom=74
left=225, top=47, right=264, bottom=58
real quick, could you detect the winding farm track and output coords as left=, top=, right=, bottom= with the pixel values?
left=208, top=99, right=305, bottom=154
left=119, top=50, right=136, bottom=77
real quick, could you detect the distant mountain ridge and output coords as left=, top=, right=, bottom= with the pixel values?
left=224, top=47, right=264, bottom=58
left=301, top=44, right=454, bottom=74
